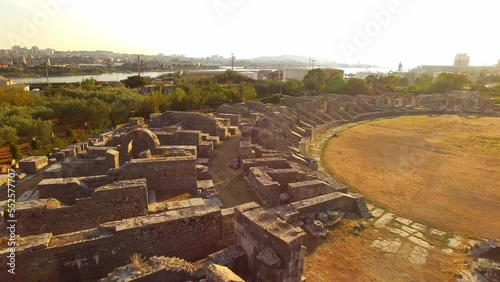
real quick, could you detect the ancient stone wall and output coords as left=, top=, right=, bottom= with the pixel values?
left=266, top=168, right=314, bottom=188
left=234, top=202, right=306, bottom=282
left=61, top=156, right=116, bottom=178
left=0, top=205, right=222, bottom=282
left=150, top=111, right=218, bottom=136
left=242, top=157, right=291, bottom=173
left=287, top=180, right=336, bottom=202
left=38, top=175, right=113, bottom=205
left=215, top=113, right=241, bottom=126
left=276, top=192, right=369, bottom=222
left=116, top=156, right=197, bottom=193
left=16, top=179, right=148, bottom=236
left=247, top=167, right=281, bottom=207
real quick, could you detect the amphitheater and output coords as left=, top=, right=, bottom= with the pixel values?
left=0, top=92, right=498, bottom=281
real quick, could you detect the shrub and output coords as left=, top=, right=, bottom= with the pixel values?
left=9, top=143, right=22, bottom=161
left=0, top=126, right=19, bottom=146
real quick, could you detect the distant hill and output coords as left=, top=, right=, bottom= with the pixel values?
left=251, top=55, right=312, bottom=64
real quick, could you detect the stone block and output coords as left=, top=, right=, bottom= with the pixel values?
left=19, top=156, right=48, bottom=174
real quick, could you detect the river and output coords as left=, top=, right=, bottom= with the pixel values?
left=12, top=67, right=393, bottom=84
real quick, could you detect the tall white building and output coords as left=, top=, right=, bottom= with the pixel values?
left=454, top=53, right=470, bottom=68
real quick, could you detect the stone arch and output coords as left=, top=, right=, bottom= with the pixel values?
left=119, top=128, right=160, bottom=164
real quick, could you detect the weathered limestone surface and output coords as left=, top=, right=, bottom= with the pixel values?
left=116, top=156, right=197, bottom=193
left=287, top=180, right=335, bottom=202
left=206, top=264, right=245, bottom=282
left=17, top=179, right=149, bottom=236
left=234, top=202, right=306, bottom=282
left=150, top=111, right=219, bottom=136
left=247, top=167, right=281, bottom=207
left=0, top=205, right=223, bottom=282
left=19, top=156, right=49, bottom=174
left=38, top=175, right=112, bottom=205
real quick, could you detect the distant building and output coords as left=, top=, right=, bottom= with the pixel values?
left=283, top=68, right=309, bottom=81
left=239, top=72, right=257, bottom=80
left=139, top=85, right=158, bottom=95
left=0, top=75, right=13, bottom=86
left=31, top=46, right=39, bottom=55
left=0, top=76, right=29, bottom=91
left=454, top=53, right=470, bottom=68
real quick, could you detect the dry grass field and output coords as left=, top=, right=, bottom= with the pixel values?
left=303, top=220, right=466, bottom=282
left=322, top=115, right=500, bottom=238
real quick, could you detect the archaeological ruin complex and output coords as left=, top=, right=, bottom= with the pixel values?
left=1, top=92, right=498, bottom=281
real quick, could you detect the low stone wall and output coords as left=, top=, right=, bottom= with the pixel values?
left=276, top=192, right=369, bottom=222
left=216, top=113, right=241, bottom=126
left=60, top=158, right=112, bottom=178
left=287, top=180, right=336, bottom=202
left=266, top=168, right=314, bottom=188
left=16, top=179, right=148, bottom=236
left=38, top=175, right=113, bottom=205
left=0, top=205, right=223, bottom=282
left=116, top=156, right=197, bottom=193
left=150, top=111, right=218, bottom=136
left=242, top=157, right=290, bottom=173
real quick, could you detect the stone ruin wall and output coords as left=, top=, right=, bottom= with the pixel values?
left=115, top=156, right=197, bottom=194
left=277, top=192, right=370, bottom=223
left=247, top=167, right=281, bottom=207
left=287, top=180, right=337, bottom=202
left=0, top=205, right=224, bottom=282
left=16, top=179, right=149, bottom=236
left=150, top=111, right=219, bottom=136
left=38, top=175, right=113, bottom=205
left=234, top=202, right=306, bottom=282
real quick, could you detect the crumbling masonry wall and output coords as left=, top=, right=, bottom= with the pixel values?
left=150, top=111, right=218, bottom=136
left=0, top=205, right=223, bottom=282
left=116, top=156, right=197, bottom=194
left=247, top=167, right=281, bottom=207
left=38, top=175, right=113, bottom=205
left=234, top=202, right=306, bottom=282
left=276, top=192, right=370, bottom=223
left=16, top=179, right=149, bottom=236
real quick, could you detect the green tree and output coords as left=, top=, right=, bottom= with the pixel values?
left=283, top=79, right=304, bottom=95
left=398, top=77, right=409, bottom=86
left=0, top=126, right=19, bottom=146
left=30, top=138, right=42, bottom=150
left=324, top=76, right=347, bottom=93
left=432, top=73, right=470, bottom=92
left=343, top=78, right=371, bottom=95
left=238, top=82, right=257, bottom=102
left=9, top=143, right=22, bottom=162
left=303, top=69, right=328, bottom=92
left=122, top=75, right=152, bottom=88
left=410, top=74, right=434, bottom=93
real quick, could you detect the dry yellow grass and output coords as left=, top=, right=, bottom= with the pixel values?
left=322, top=115, right=500, bottom=238
left=130, top=252, right=146, bottom=270
left=304, top=221, right=465, bottom=281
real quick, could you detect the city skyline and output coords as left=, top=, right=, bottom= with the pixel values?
left=0, top=0, right=498, bottom=69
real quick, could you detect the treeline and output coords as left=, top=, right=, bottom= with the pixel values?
left=2, top=69, right=499, bottom=157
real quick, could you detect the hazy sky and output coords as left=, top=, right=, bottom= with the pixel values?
left=0, top=0, right=498, bottom=68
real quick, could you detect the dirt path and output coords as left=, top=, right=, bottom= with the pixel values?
left=322, top=115, right=500, bottom=238
left=208, top=135, right=258, bottom=207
